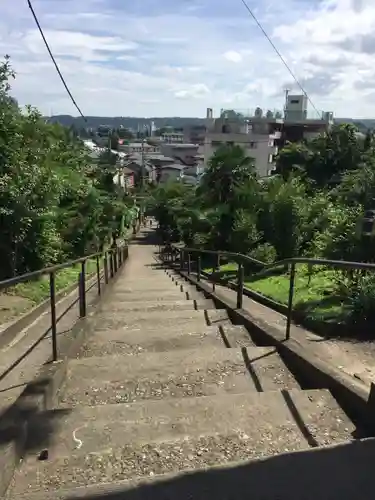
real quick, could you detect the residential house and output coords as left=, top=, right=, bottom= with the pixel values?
left=159, top=164, right=185, bottom=183
left=160, top=143, right=200, bottom=166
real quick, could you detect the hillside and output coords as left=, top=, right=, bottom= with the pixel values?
left=47, top=115, right=375, bottom=133
left=47, top=115, right=206, bottom=130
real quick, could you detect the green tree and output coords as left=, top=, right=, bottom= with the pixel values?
left=0, top=56, right=135, bottom=279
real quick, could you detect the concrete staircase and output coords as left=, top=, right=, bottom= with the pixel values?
left=5, top=229, right=368, bottom=499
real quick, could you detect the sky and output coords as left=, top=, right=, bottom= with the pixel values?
left=1, top=0, right=375, bottom=118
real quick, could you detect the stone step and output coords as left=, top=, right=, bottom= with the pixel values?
left=110, top=281, right=197, bottom=294
left=99, top=299, right=217, bottom=313
left=219, top=324, right=255, bottom=348
left=11, top=439, right=375, bottom=500
left=104, top=290, right=203, bottom=302
left=58, top=347, right=300, bottom=407
left=8, top=389, right=355, bottom=497
left=87, top=309, right=230, bottom=332
left=77, top=325, right=255, bottom=358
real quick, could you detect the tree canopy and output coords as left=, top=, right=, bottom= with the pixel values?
left=0, top=56, right=136, bottom=279
left=148, top=123, right=375, bottom=330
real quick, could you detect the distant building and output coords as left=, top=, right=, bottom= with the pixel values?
left=118, top=142, right=160, bottom=155
left=158, top=164, right=185, bottom=183
left=160, top=131, right=184, bottom=143
left=160, top=143, right=200, bottom=166
left=184, top=124, right=206, bottom=145
left=203, top=108, right=281, bottom=177
left=281, top=93, right=333, bottom=144
left=203, top=98, right=334, bottom=177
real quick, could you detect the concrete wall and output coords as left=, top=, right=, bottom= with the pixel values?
left=204, top=132, right=278, bottom=178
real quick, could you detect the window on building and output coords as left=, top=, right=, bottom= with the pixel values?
left=290, top=99, right=300, bottom=104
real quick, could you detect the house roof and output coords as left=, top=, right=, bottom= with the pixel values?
left=147, top=154, right=175, bottom=162
left=165, top=143, right=197, bottom=148
left=161, top=163, right=185, bottom=171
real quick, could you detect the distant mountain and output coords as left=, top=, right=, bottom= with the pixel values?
left=47, top=115, right=205, bottom=130
left=47, top=115, right=375, bottom=134
left=334, top=118, right=375, bottom=132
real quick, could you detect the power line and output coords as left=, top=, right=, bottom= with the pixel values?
left=27, top=0, right=86, bottom=121
left=239, top=0, right=320, bottom=115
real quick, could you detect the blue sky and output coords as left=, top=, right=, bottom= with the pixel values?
left=0, top=0, right=375, bottom=117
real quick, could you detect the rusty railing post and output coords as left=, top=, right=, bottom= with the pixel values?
left=96, top=255, right=101, bottom=296
left=110, top=251, right=114, bottom=278
left=104, top=252, right=109, bottom=284
left=113, top=248, right=118, bottom=273
left=79, top=261, right=87, bottom=317
left=197, top=255, right=201, bottom=281
left=237, top=263, right=244, bottom=309
left=286, top=263, right=296, bottom=340
left=49, top=272, right=58, bottom=361
left=213, top=254, right=220, bottom=292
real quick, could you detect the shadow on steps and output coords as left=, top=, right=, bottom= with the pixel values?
left=130, top=230, right=160, bottom=246
left=62, top=438, right=375, bottom=499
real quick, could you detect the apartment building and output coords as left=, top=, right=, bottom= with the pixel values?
left=184, top=124, right=207, bottom=145
left=281, top=93, right=333, bottom=145
left=118, top=141, right=160, bottom=155
left=203, top=98, right=333, bottom=177
left=160, top=131, right=184, bottom=143
left=203, top=108, right=282, bottom=177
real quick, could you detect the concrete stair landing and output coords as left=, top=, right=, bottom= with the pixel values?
left=5, top=228, right=367, bottom=500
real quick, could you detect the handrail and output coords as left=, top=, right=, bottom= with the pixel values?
left=173, top=243, right=375, bottom=272
left=164, top=243, right=375, bottom=340
left=0, top=242, right=129, bottom=362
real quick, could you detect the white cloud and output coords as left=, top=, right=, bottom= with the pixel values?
left=223, top=51, right=243, bottom=63
left=0, top=0, right=374, bottom=117
left=174, top=83, right=210, bottom=99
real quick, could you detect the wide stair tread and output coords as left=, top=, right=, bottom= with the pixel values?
left=87, top=309, right=230, bottom=332
left=110, top=281, right=198, bottom=294
left=8, top=389, right=355, bottom=497
left=100, top=298, right=217, bottom=312
left=107, top=290, right=203, bottom=301
left=59, top=346, right=299, bottom=407
left=78, top=325, right=255, bottom=357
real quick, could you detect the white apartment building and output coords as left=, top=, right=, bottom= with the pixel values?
left=203, top=98, right=334, bottom=177
left=118, top=142, right=160, bottom=155
left=282, top=93, right=333, bottom=143
left=160, top=132, right=184, bottom=143
left=203, top=108, right=281, bottom=177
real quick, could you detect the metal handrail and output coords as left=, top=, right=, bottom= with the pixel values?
left=163, top=243, right=375, bottom=340
left=0, top=243, right=129, bottom=362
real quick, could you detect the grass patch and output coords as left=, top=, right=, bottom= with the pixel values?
left=204, top=262, right=348, bottom=325
left=6, top=258, right=98, bottom=305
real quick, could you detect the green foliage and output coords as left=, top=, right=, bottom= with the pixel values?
left=145, top=115, right=375, bottom=332
left=0, top=57, right=136, bottom=280
left=250, top=243, right=277, bottom=264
